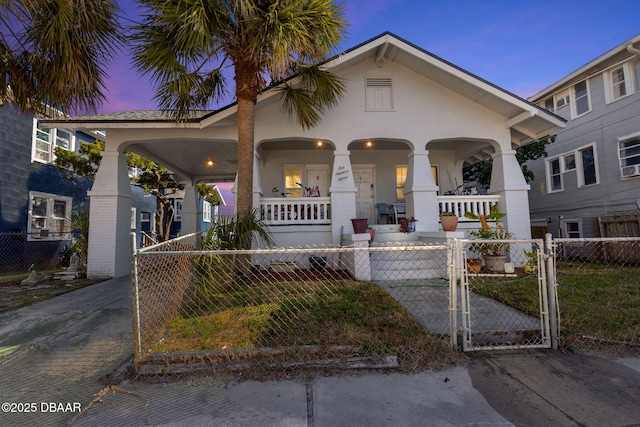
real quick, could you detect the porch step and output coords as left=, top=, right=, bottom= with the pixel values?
left=369, top=243, right=448, bottom=281
left=368, top=225, right=420, bottom=243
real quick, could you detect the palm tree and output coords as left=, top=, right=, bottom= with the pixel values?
left=132, top=0, right=347, bottom=219
left=0, top=0, right=122, bottom=114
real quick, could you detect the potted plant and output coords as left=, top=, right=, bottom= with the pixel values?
left=439, top=211, right=458, bottom=231
left=464, top=206, right=513, bottom=272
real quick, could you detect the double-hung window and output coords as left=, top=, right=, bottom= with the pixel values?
left=577, top=144, right=598, bottom=187
left=28, top=192, right=72, bottom=240
left=32, top=119, right=75, bottom=163
left=572, top=80, right=590, bottom=117
left=563, top=220, right=582, bottom=238
left=284, top=166, right=303, bottom=197
left=605, top=63, right=634, bottom=103
left=546, top=158, right=563, bottom=192
left=203, top=201, right=212, bottom=223
left=618, top=134, right=640, bottom=178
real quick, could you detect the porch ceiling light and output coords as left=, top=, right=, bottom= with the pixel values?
left=366, top=141, right=373, bottom=148
left=206, top=159, right=215, bottom=167
left=316, top=141, right=323, bottom=147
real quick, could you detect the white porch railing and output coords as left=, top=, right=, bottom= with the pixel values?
left=438, top=195, right=500, bottom=219
left=260, top=197, right=331, bottom=225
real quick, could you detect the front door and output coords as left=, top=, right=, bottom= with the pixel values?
left=306, top=166, right=329, bottom=197
left=353, top=165, right=375, bottom=223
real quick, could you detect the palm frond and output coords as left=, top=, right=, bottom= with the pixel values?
left=277, top=64, right=345, bottom=129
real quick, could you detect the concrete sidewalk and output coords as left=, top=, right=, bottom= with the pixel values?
left=1, top=276, right=639, bottom=426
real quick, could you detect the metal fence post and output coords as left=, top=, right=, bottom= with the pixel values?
left=449, top=239, right=458, bottom=350
left=130, top=232, right=143, bottom=364
left=545, top=233, right=558, bottom=349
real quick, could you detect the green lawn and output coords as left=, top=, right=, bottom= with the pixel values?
left=153, top=280, right=459, bottom=370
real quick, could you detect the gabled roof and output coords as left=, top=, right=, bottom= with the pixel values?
left=529, top=34, right=640, bottom=103
left=43, top=31, right=564, bottom=143
left=317, top=32, right=564, bottom=143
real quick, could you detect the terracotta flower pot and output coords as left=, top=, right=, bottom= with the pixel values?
left=351, top=218, right=368, bottom=234
left=440, top=215, right=459, bottom=231
left=467, top=258, right=482, bottom=273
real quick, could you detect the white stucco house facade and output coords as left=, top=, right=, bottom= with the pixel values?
left=44, top=32, right=565, bottom=279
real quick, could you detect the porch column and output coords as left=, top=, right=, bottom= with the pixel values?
left=252, top=151, right=263, bottom=211
left=404, top=149, right=439, bottom=232
left=180, top=183, right=200, bottom=235
left=489, top=149, right=531, bottom=239
left=329, top=150, right=357, bottom=244
left=87, top=150, right=132, bottom=278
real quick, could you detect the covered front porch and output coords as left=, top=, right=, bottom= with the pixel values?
left=253, top=136, right=512, bottom=247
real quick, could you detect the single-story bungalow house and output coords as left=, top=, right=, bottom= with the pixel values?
left=43, top=32, right=565, bottom=279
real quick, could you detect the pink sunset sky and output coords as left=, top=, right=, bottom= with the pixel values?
left=99, top=0, right=640, bottom=114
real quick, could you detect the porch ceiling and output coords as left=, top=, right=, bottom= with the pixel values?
left=126, top=138, right=238, bottom=183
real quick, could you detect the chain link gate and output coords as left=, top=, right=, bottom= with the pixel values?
left=457, top=239, right=552, bottom=351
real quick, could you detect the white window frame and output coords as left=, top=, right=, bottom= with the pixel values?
left=283, top=165, right=304, bottom=197
left=174, top=199, right=183, bottom=221
left=365, top=76, right=394, bottom=111
left=571, top=80, right=591, bottom=118
left=617, top=131, right=640, bottom=178
left=604, top=62, right=634, bottom=103
left=202, top=201, right=211, bottom=223
left=545, top=157, right=563, bottom=193
left=562, top=153, right=576, bottom=172
left=554, top=89, right=570, bottom=111
left=131, top=207, right=137, bottom=229
left=31, top=119, right=76, bottom=164
left=562, top=219, right=582, bottom=238
left=576, top=143, right=599, bottom=187
left=27, top=191, right=72, bottom=241
left=140, top=211, right=156, bottom=233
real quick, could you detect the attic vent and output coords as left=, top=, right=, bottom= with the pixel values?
left=365, top=77, right=393, bottom=111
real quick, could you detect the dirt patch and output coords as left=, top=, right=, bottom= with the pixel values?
left=0, top=277, right=105, bottom=313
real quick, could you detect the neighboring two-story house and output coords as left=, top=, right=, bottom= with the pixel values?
left=0, top=102, right=157, bottom=271
left=527, top=35, right=640, bottom=238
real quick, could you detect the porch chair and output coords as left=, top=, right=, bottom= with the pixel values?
left=375, top=203, right=394, bottom=224
left=391, top=202, right=406, bottom=224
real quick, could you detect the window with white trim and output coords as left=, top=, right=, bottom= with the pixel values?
left=32, top=120, right=76, bottom=163
left=572, top=80, right=590, bottom=117
left=546, top=157, right=563, bottom=192
left=618, top=134, right=640, bottom=178
left=27, top=192, right=72, bottom=240
left=284, top=166, right=303, bottom=197
left=131, top=208, right=137, bottom=229
left=365, top=77, right=393, bottom=111
left=605, top=63, right=633, bottom=103
left=174, top=199, right=183, bottom=221
left=555, top=89, right=570, bottom=110
left=563, top=153, right=576, bottom=171
left=563, top=220, right=581, bottom=238
left=577, top=144, right=598, bottom=187
left=203, top=201, right=211, bottom=223
left=396, top=166, right=407, bottom=200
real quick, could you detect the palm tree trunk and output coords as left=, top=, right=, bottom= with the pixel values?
left=234, top=62, right=259, bottom=217
left=236, top=97, right=255, bottom=217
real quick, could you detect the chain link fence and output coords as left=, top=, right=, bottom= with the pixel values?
left=131, top=233, right=640, bottom=375
left=552, top=237, right=640, bottom=356
left=458, top=239, right=551, bottom=351
left=131, top=235, right=460, bottom=374
left=0, top=231, right=74, bottom=275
